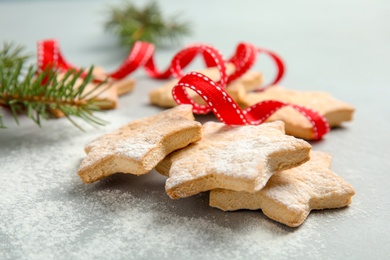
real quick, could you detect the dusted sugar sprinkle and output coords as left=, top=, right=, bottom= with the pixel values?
left=0, top=109, right=373, bottom=260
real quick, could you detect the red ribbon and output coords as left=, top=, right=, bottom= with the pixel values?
left=37, top=39, right=329, bottom=139
left=37, top=40, right=171, bottom=80
left=170, top=44, right=329, bottom=140
left=37, top=39, right=283, bottom=85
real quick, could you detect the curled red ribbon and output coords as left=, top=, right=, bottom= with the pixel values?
left=37, top=39, right=283, bottom=86
left=170, top=44, right=329, bottom=139
left=37, top=39, right=329, bottom=139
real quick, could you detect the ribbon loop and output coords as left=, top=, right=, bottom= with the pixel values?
left=227, top=42, right=257, bottom=83
left=256, top=47, right=285, bottom=89
left=170, top=44, right=228, bottom=86
left=38, top=40, right=74, bottom=72
left=226, top=42, right=285, bottom=89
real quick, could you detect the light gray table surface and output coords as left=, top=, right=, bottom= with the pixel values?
left=1, top=0, right=389, bottom=259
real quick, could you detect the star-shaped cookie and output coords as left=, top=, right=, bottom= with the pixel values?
left=149, top=63, right=263, bottom=108
left=156, top=121, right=311, bottom=199
left=78, top=105, right=202, bottom=183
left=209, top=151, right=355, bottom=227
left=239, top=86, right=355, bottom=140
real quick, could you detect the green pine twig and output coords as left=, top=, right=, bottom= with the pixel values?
left=0, top=43, right=109, bottom=130
left=105, top=0, right=191, bottom=47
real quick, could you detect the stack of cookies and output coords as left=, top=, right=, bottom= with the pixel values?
left=77, top=105, right=355, bottom=227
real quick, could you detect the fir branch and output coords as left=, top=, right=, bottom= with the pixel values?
left=105, top=0, right=191, bottom=47
left=0, top=43, right=109, bottom=130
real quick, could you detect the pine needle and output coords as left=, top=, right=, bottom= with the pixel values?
left=105, top=0, right=191, bottom=47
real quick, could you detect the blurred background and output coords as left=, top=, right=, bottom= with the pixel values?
left=1, top=0, right=389, bottom=95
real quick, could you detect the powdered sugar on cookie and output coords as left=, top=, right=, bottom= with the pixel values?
left=209, top=151, right=355, bottom=227
left=156, top=121, right=311, bottom=199
left=77, top=105, right=202, bottom=183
